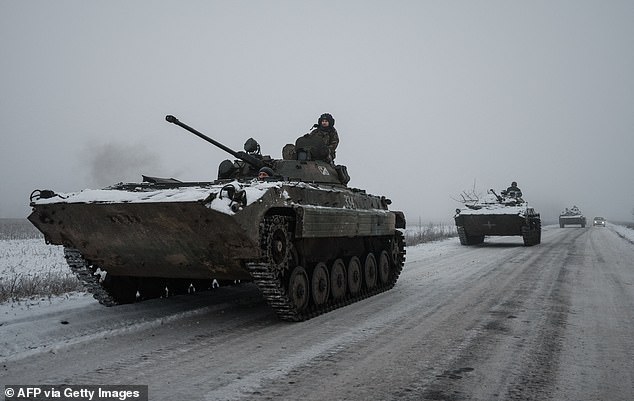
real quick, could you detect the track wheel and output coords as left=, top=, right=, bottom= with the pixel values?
left=265, top=216, right=292, bottom=271
left=288, top=266, right=309, bottom=311
left=311, top=262, right=330, bottom=306
left=347, top=257, right=362, bottom=296
left=378, top=250, right=390, bottom=284
left=364, top=253, right=377, bottom=289
left=330, top=259, right=347, bottom=300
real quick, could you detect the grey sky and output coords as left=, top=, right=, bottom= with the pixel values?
left=2, top=1, right=633, bottom=223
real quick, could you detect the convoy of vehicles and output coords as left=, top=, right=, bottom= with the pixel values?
left=27, top=106, right=623, bottom=323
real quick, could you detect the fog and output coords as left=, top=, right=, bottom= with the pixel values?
left=2, top=1, right=633, bottom=224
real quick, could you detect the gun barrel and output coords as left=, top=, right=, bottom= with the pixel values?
left=166, top=115, right=264, bottom=169
left=166, top=115, right=242, bottom=158
left=489, top=189, right=503, bottom=202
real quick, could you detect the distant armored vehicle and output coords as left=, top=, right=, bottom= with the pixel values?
left=559, top=206, right=586, bottom=228
left=454, top=188, right=541, bottom=246
left=27, top=116, right=406, bottom=321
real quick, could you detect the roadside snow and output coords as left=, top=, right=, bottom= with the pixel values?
left=0, top=292, right=95, bottom=323
left=610, top=223, right=634, bottom=243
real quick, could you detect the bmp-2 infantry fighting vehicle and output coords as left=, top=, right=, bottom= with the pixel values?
left=559, top=206, right=586, bottom=228
left=27, top=116, right=406, bottom=321
left=454, top=188, right=541, bottom=246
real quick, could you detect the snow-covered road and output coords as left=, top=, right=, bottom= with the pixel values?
left=1, top=225, right=633, bottom=400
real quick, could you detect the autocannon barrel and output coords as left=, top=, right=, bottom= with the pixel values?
left=489, top=189, right=504, bottom=202
left=166, top=115, right=265, bottom=169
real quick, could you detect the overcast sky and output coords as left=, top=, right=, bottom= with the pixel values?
left=2, top=1, right=633, bottom=224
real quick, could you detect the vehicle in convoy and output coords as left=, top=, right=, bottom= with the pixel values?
left=453, top=188, right=541, bottom=246
left=559, top=206, right=586, bottom=228
left=27, top=115, right=406, bottom=321
left=592, top=216, right=606, bottom=227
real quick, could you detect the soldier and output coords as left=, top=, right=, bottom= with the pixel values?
left=301, top=113, right=340, bottom=163
left=258, top=166, right=274, bottom=180
left=505, top=181, right=523, bottom=198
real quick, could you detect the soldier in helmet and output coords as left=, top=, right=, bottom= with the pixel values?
left=505, top=181, right=523, bottom=198
left=300, top=113, right=340, bottom=163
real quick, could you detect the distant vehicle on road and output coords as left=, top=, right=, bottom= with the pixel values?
left=559, top=206, right=586, bottom=228
left=592, top=217, right=606, bottom=227
left=454, top=188, right=541, bottom=246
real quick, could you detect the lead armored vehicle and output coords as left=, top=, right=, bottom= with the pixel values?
left=559, top=206, right=586, bottom=228
left=454, top=188, right=541, bottom=246
left=28, top=116, right=406, bottom=321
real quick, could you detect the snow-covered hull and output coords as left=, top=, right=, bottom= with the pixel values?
left=559, top=215, right=586, bottom=228
left=453, top=196, right=541, bottom=246
left=28, top=180, right=406, bottom=321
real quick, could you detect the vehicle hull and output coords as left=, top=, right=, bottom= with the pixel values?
left=28, top=180, right=406, bottom=320
left=559, top=215, right=586, bottom=228
left=453, top=196, right=541, bottom=246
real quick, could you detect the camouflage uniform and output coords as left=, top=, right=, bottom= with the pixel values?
left=304, top=113, right=339, bottom=162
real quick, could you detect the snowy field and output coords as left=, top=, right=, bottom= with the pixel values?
left=0, top=219, right=81, bottom=305
left=0, top=238, right=68, bottom=277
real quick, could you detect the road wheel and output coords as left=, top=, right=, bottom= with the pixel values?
left=364, top=253, right=377, bottom=289
left=330, top=259, right=347, bottom=300
left=311, top=262, right=330, bottom=306
left=347, top=257, right=362, bottom=296
left=288, top=266, right=309, bottom=311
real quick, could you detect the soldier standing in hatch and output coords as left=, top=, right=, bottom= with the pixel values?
left=505, top=181, right=523, bottom=198
left=303, top=113, right=340, bottom=163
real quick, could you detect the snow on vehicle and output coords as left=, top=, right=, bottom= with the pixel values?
left=559, top=206, right=587, bottom=228
left=454, top=188, right=541, bottom=246
left=27, top=116, right=406, bottom=321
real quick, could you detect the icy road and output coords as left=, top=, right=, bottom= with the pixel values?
left=1, top=225, right=633, bottom=400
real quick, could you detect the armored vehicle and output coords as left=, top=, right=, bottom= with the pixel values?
left=559, top=206, right=586, bottom=228
left=454, top=188, right=541, bottom=246
left=27, top=116, right=406, bottom=321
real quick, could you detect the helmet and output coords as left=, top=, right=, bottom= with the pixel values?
left=318, top=113, right=335, bottom=127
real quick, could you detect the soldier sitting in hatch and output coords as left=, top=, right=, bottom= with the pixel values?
left=283, top=113, right=340, bottom=163
left=504, top=181, right=523, bottom=198
left=309, top=113, right=339, bottom=161
left=300, top=113, right=340, bottom=162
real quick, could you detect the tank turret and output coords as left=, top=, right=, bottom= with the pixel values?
left=167, top=115, right=348, bottom=185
